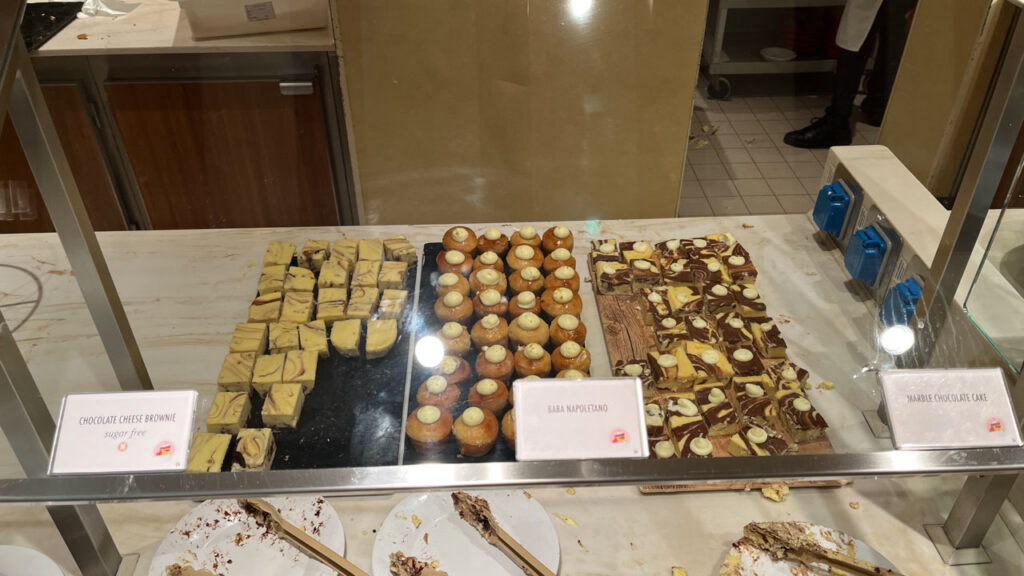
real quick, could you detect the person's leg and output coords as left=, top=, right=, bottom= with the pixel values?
left=785, top=5, right=883, bottom=148
left=861, top=0, right=917, bottom=125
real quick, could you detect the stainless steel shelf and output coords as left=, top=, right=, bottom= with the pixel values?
left=3, top=447, right=1024, bottom=504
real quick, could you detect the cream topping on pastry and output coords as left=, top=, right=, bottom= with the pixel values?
left=781, top=367, right=798, bottom=381
left=520, top=266, right=541, bottom=281
left=477, top=268, right=500, bottom=285
left=476, top=379, right=499, bottom=395
left=690, top=437, right=713, bottom=456
left=728, top=255, right=746, bottom=266
left=657, top=353, right=678, bottom=368
left=733, top=348, right=754, bottom=362
left=745, top=383, right=765, bottom=398
left=746, top=426, right=768, bottom=444
left=634, top=241, right=651, bottom=252
left=560, top=341, right=582, bottom=359
left=700, top=349, right=720, bottom=364
left=598, top=242, right=616, bottom=254
left=438, top=273, right=459, bottom=287
left=519, top=226, right=538, bottom=239
left=484, top=227, right=502, bottom=241
left=479, top=251, right=499, bottom=265
left=443, top=292, right=464, bottom=307
left=551, top=248, right=571, bottom=262
left=417, top=405, right=441, bottom=425
left=452, top=228, right=470, bottom=242
left=556, top=314, right=580, bottom=330
left=553, top=288, right=574, bottom=304
left=523, top=375, right=541, bottom=380
left=480, top=289, right=501, bottom=306
left=426, top=375, right=448, bottom=394
left=691, top=317, right=708, bottom=329
left=647, top=291, right=664, bottom=303
left=445, top=251, right=466, bottom=265
left=441, top=357, right=459, bottom=375
left=661, top=318, right=678, bottom=329
left=633, top=260, right=652, bottom=270
left=707, top=261, right=721, bottom=272
left=441, top=322, right=464, bottom=339
left=624, top=363, right=644, bottom=377
left=480, top=314, right=500, bottom=330
left=742, top=287, right=759, bottom=300
left=553, top=226, right=570, bottom=239
left=523, top=343, right=545, bottom=360
left=654, top=440, right=675, bottom=459
left=484, top=345, right=507, bottom=363
left=561, top=369, right=585, bottom=378
left=708, top=388, right=726, bottom=405
left=711, top=284, right=728, bottom=297
left=692, top=238, right=707, bottom=248
left=670, top=261, right=685, bottom=273
left=793, top=397, right=812, bottom=412
left=517, top=292, right=537, bottom=307
left=462, top=407, right=485, bottom=426
left=517, top=313, right=541, bottom=330
left=510, top=409, right=516, bottom=421
left=554, top=266, right=575, bottom=280
left=727, top=317, right=745, bottom=329
left=514, top=245, right=535, bottom=260
left=666, top=239, right=681, bottom=250
left=675, top=398, right=699, bottom=417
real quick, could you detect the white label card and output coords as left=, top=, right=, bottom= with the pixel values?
left=514, top=377, right=648, bottom=461
left=880, top=368, right=1022, bottom=450
left=49, top=391, right=197, bottom=475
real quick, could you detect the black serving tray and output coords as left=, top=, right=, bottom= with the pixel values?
left=402, top=242, right=517, bottom=465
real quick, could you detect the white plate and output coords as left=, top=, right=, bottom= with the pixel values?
left=722, top=522, right=900, bottom=575
left=760, top=47, right=797, bottom=62
left=0, top=545, right=64, bottom=576
left=371, top=490, right=560, bottom=576
left=149, top=497, right=344, bottom=576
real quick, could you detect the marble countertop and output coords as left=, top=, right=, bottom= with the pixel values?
left=30, top=0, right=336, bottom=56
left=0, top=215, right=1021, bottom=574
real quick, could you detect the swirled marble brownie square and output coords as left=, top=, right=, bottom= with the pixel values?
left=732, top=375, right=776, bottom=428
left=703, top=283, right=736, bottom=315
left=703, top=233, right=737, bottom=255
left=262, top=382, right=305, bottom=429
left=654, top=239, right=684, bottom=265
left=643, top=401, right=667, bottom=440
left=206, top=391, right=251, bottom=434
left=248, top=292, right=283, bottom=323
left=284, top=267, right=315, bottom=294
left=663, top=257, right=727, bottom=286
left=217, top=352, right=257, bottom=393
left=330, top=239, right=358, bottom=272
left=639, top=287, right=672, bottom=325
left=613, top=359, right=656, bottom=392
left=595, top=261, right=632, bottom=295
left=682, top=313, right=720, bottom=345
left=264, top=240, right=295, bottom=266
left=358, top=239, right=384, bottom=262
left=283, top=349, right=318, bottom=394
left=717, top=311, right=754, bottom=346
left=776, top=388, right=828, bottom=443
left=730, top=284, right=768, bottom=318
left=353, top=260, right=382, bottom=289
left=383, top=236, right=418, bottom=264
left=728, top=424, right=794, bottom=456
left=269, top=322, right=300, bottom=353
left=379, top=261, right=408, bottom=290
left=316, top=288, right=348, bottom=324
left=654, top=316, right=689, bottom=352
left=299, top=320, right=329, bottom=358
left=682, top=341, right=735, bottom=384
left=280, top=292, right=314, bottom=324
left=765, top=360, right=810, bottom=393
left=317, top=259, right=348, bottom=290
left=666, top=285, right=704, bottom=315
left=229, top=323, right=268, bottom=355
left=232, top=428, right=276, bottom=471
left=186, top=432, right=231, bottom=473
left=647, top=348, right=697, bottom=390
left=258, top=265, right=287, bottom=295
left=727, top=345, right=764, bottom=377
left=678, top=238, right=713, bottom=260
left=659, top=393, right=711, bottom=458
left=723, top=243, right=757, bottom=283
left=346, top=287, right=380, bottom=321
left=298, top=240, right=329, bottom=271
left=694, top=381, right=740, bottom=436
left=621, top=240, right=654, bottom=263
left=252, top=353, right=285, bottom=396
left=630, top=258, right=662, bottom=291
left=649, top=435, right=676, bottom=459
left=752, top=318, right=788, bottom=359
left=590, top=239, right=622, bottom=264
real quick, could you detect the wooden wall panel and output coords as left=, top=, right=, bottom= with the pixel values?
left=106, top=81, right=338, bottom=230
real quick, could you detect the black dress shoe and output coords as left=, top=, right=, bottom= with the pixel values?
left=784, top=116, right=852, bottom=149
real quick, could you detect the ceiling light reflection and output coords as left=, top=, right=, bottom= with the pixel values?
left=879, top=324, right=915, bottom=355
left=569, top=0, right=593, bottom=21
left=415, top=336, right=445, bottom=368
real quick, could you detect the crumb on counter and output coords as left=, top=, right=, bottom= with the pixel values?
left=672, top=568, right=688, bottom=576
left=411, top=514, right=421, bottom=528
left=567, top=487, right=576, bottom=496
left=849, top=501, right=861, bottom=510
left=818, top=381, right=835, bottom=390
left=761, top=483, right=789, bottom=502
left=553, top=513, right=579, bottom=527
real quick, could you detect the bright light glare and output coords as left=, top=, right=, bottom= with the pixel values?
left=415, top=336, right=445, bottom=368
left=879, top=324, right=915, bottom=355
left=569, top=0, right=593, bottom=20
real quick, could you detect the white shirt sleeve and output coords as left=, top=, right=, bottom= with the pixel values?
left=836, top=0, right=885, bottom=52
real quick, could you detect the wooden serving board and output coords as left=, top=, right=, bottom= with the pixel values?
left=587, top=257, right=844, bottom=492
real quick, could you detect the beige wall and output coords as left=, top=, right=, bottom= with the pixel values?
left=335, top=0, right=707, bottom=224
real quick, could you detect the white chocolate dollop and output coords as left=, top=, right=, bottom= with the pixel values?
left=520, top=266, right=541, bottom=281
left=645, top=403, right=663, bottom=426
left=425, top=375, right=448, bottom=394
left=661, top=318, right=678, bottom=329
left=706, top=260, right=721, bottom=272
left=452, top=228, right=469, bottom=242
left=647, top=291, right=664, bottom=304
left=517, top=312, right=541, bottom=330
left=700, top=349, right=720, bottom=364
left=516, top=292, right=537, bottom=308
left=711, top=284, right=728, bottom=297
left=554, top=266, right=575, bottom=280
left=675, top=398, right=699, bottom=417
left=691, top=317, right=708, bottom=329
left=742, top=287, right=759, bottom=300
left=690, top=437, right=713, bottom=456
left=727, top=317, right=744, bottom=329
left=728, top=255, right=746, bottom=266
left=666, top=239, right=681, bottom=251
left=445, top=251, right=466, bottom=265
left=746, top=426, right=768, bottom=444
left=745, top=383, right=765, bottom=398
left=484, top=227, right=502, bottom=241
left=732, top=348, right=754, bottom=363
left=443, top=292, right=464, bottom=308
left=633, top=259, right=652, bottom=271
left=556, top=315, right=580, bottom=330
left=708, top=388, right=726, bottom=405
left=417, top=405, right=441, bottom=424
left=598, top=242, right=615, bottom=254
left=462, top=407, right=485, bottom=426
left=523, top=343, right=545, bottom=360
left=793, top=397, right=812, bottom=412
left=440, top=356, right=459, bottom=375
left=559, top=341, right=582, bottom=359
left=476, top=379, right=499, bottom=395
left=654, top=440, right=675, bottom=459
left=479, top=251, right=499, bottom=265
left=657, top=354, right=678, bottom=368
left=781, top=367, right=798, bottom=381
left=438, top=272, right=459, bottom=287
left=477, top=268, right=500, bottom=285
left=484, top=345, right=508, bottom=363
left=479, top=289, right=501, bottom=306
left=634, top=241, right=651, bottom=252
left=480, top=314, right=500, bottom=330
left=441, top=322, right=464, bottom=339
left=692, top=238, right=708, bottom=248
left=670, top=261, right=685, bottom=273
left=519, top=226, right=537, bottom=239
left=553, top=288, right=574, bottom=304
left=553, top=225, right=570, bottom=239
left=624, top=363, right=644, bottom=377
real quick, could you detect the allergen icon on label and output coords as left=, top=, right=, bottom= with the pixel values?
left=610, top=428, right=629, bottom=444
left=988, top=418, right=1004, bottom=433
left=117, top=441, right=128, bottom=452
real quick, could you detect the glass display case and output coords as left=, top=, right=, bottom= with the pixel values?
left=2, top=1, right=1024, bottom=575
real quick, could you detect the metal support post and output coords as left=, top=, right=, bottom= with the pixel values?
left=8, top=36, right=151, bottom=391
left=926, top=475, right=1018, bottom=565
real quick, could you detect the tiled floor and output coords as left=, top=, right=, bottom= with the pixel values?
left=678, top=93, right=881, bottom=217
